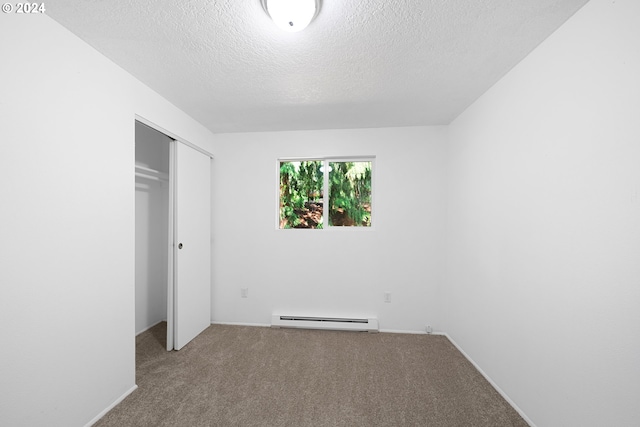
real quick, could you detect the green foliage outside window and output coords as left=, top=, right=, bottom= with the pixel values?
left=279, top=159, right=372, bottom=229
left=279, top=161, right=323, bottom=229
left=329, top=162, right=371, bottom=227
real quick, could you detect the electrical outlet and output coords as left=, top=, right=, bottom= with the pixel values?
left=426, top=325, right=433, bottom=334
left=241, top=288, right=248, bottom=298
left=384, top=292, right=391, bottom=303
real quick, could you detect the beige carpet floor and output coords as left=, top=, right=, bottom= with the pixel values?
left=95, top=323, right=528, bottom=427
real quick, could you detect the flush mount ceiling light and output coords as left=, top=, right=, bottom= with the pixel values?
left=261, top=0, right=321, bottom=32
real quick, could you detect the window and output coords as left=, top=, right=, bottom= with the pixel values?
left=279, top=158, right=373, bottom=229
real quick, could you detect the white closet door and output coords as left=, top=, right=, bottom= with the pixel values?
left=174, top=142, right=211, bottom=350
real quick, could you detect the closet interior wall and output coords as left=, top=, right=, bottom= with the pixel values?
left=135, top=121, right=171, bottom=335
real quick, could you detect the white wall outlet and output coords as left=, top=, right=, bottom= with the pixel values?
left=384, top=292, right=391, bottom=303
left=241, top=288, right=248, bottom=298
left=426, top=325, right=433, bottom=334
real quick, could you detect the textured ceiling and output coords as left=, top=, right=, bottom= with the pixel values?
left=48, top=0, right=589, bottom=133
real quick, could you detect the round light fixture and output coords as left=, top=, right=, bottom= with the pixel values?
left=261, top=0, right=321, bottom=32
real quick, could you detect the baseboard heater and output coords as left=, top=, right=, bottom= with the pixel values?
left=271, top=315, right=379, bottom=333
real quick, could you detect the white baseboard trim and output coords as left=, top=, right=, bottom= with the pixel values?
left=84, top=384, right=137, bottom=427
left=211, top=322, right=438, bottom=336
left=213, top=322, right=437, bottom=335
left=442, top=333, right=536, bottom=427
left=379, top=328, right=431, bottom=335
left=211, top=320, right=271, bottom=328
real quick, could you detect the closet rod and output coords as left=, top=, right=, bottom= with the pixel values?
left=135, top=172, right=167, bottom=182
left=135, top=164, right=169, bottom=181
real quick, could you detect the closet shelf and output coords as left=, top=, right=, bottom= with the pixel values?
left=135, top=164, right=169, bottom=182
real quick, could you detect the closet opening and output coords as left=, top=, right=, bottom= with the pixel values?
left=135, top=121, right=172, bottom=349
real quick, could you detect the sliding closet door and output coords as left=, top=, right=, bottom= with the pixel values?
left=174, top=142, right=211, bottom=350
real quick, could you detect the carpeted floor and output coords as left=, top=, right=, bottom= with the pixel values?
left=95, top=323, right=528, bottom=426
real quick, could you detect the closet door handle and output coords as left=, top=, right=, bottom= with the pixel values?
left=178, top=243, right=183, bottom=249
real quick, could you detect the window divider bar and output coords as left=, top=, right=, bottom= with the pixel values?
left=323, top=159, right=329, bottom=228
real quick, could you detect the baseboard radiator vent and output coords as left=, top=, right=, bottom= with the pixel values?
left=271, top=315, right=379, bottom=333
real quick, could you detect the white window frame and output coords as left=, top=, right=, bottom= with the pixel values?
left=277, top=156, right=375, bottom=230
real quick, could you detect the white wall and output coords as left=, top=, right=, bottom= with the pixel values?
left=445, top=0, right=640, bottom=425
left=0, top=15, right=215, bottom=427
left=212, top=127, right=447, bottom=333
left=135, top=123, right=170, bottom=334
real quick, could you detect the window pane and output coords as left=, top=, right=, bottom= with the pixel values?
left=279, top=160, right=323, bottom=229
left=329, top=161, right=372, bottom=227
